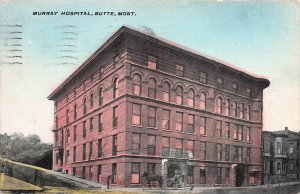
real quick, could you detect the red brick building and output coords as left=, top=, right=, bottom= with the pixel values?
left=48, top=26, right=270, bottom=187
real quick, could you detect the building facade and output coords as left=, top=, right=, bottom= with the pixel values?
left=262, top=127, right=300, bottom=184
left=48, top=26, right=270, bottom=187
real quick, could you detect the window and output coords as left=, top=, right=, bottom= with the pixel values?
left=235, top=125, right=243, bottom=141
left=200, top=117, right=206, bottom=135
left=240, top=103, right=245, bottom=119
left=113, top=106, right=118, bottom=128
left=260, top=106, right=263, bottom=122
left=176, top=112, right=183, bottom=132
left=112, top=135, right=117, bottom=156
left=246, top=105, right=251, bottom=120
left=176, top=86, right=183, bottom=105
left=162, top=109, right=170, bottom=130
left=98, top=114, right=103, bottom=132
left=225, top=168, right=230, bottom=185
left=133, top=74, right=141, bottom=96
left=246, top=127, right=251, bottom=142
left=148, top=78, right=156, bottom=98
left=98, top=139, right=102, bottom=158
left=187, top=89, right=195, bottom=107
left=187, top=166, right=194, bottom=184
left=82, top=166, right=86, bottom=179
left=216, top=120, right=222, bottom=138
left=217, top=78, right=223, bottom=87
left=216, top=167, right=222, bottom=184
left=162, top=82, right=170, bottom=102
left=289, top=143, right=294, bottom=154
left=73, top=125, right=77, bottom=142
left=200, top=168, right=206, bottom=184
left=238, top=147, right=243, bottom=162
left=200, top=142, right=206, bottom=160
left=176, top=64, right=184, bottom=77
left=162, top=137, right=170, bottom=156
left=148, top=106, right=156, bottom=127
left=225, top=145, right=230, bottom=161
left=232, top=101, right=237, bottom=117
left=99, top=88, right=103, bottom=106
left=132, top=133, right=140, bottom=154
left=147, top=135, right=156, bottom=155
left=187, top=140, right=194, bottom=159
left=246, top=88, right=251, bottom=97
left=276, top=162, right=281, bottom=174
left=83, top=121, right=86, bottom=138
left=147, top=163, right=156, bottom=175
left=113, top=78, right=118, bottom=99
left=176, top=139, right=183, bottom=157
left=289, top=161, right=294, bottom=170
left=90, top=93, right=94, bottom=107
left=224, top=122, right=230, bottom=139
left=66, top=109, right=69, bottom=124
left=216, top=97, right=222, bottom=114
left=187, top=114, right=194, bottom=133
left=74, top=104, right=77, bottom=119
left=247, top=147, right=251, bottom=163
left=233, top=82, right=237, bottom=90
left=66, top=150, right=69, bottom=164
left=225, top=99, right=230, bottom=116
left=83, top=98, right=87, bottom=115
left=89, top=141, right=93, bottom=160
left=131, top=163, right=140, bottom=184
left=148, top=55, right=157, bottom=70
left=200, top=92, right=206, bottom=110
left=73, top=146, right=76, bottom=162
left=83, top=143, right=86, bottom=161
left=200, top=72, right=207, bottom=84
left=217, top=144, right=222, bottom=161
left=90, top=117, right=93, bottom=131
left=112, top=163, right=117, bottom=184
left=66, top=129, right=70, bottom=143
left=276, top=142, right=282, bottom=155
left=132, top=104, right=141, bottom=125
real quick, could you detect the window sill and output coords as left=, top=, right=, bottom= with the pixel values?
left=200, top=134, right=207, bottom=137
left=131, top=125, right=142, bottom=128
left=187, top=132, right=195, bottom=135
left=147, top=127, right=158, bottom=130
left=162, top=129, right=171, bottom=132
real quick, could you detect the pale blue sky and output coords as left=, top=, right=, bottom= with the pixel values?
left=0, top=0, right=299, bottom=142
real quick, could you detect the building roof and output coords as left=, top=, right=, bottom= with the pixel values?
left=48, top=26, right=270, bottom=100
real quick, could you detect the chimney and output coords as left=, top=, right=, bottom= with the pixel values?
left=285, top=126, right=288, bottom=131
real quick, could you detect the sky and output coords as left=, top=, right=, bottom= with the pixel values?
left=0, top=0, right=299, bottom=143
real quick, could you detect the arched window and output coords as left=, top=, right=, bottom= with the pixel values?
left=74, top=104, right=77, bottom=120
left=216, top=97, right=222, bottom=114
left=225, top=99, right=230, bottom=116
left=176, top=86, right=183, bottom=105
left=162, top=82, right=170, bottom=102
left=99, top=88, right=103, bottom=106
left=200, top=92, right=206, bottom=110
left=232, top=101, right=237, bottom=117
left=240, top=103, right=245, bottom=119
left=113, top=78, right=118, bottom=99
left=246, top=105, right=251, bottom=121
left=187, top=89, right=195, bottom=107
left=90, top=93, right=94, bottom=107
left=133, top=74, right=141, bottom=96
left=148, top=78, right=156, bottom=99
left=83, top=98, right=87, bottom=115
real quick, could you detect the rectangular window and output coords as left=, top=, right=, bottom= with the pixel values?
left=66, top=150, right=69, bottom=164
left=237, top=125, right=243, bottom=141
left=176, top=112, right=183, bottom=132
left=216, top=120, right=222, bottom=138
left=200, top=72, right=207, bottom=84
left=73, top=146, right=76, bottom=162
left=225, top=168, right=230, bottom=185
left=187, top=140, right=194, bottom=159
left=98, top=139, right=102, bottom=158
left=217, top=144, right=222, bottom=161
left=98, top=114, right=103, bottom=132
left=289, top=143, right=294, bottom=154
left=90, top=117, right=93, bottom=131
left=132, top=133, right=141, bottom=155
left=162, top=109, right=170, bottom=130
left=176, top=64, right=184, bottom=77
left=233, top=146, right=238, bottom=162
left=112, top=135, right=117, bottom=156
left=131, top=163, right=140, bottom=184
left=176, top=139, right=183, bottom=158
left=89, top=141, right=93, bottom=160
left=113, top=106, right=118, bottom=128
left=217, top=78, right=223, bottom=87
left=112, top=163, right=117, bottom=184
left=247, top=147, right=251, bottom=163
left=200, top=117, right=206, bottom=135
left=83, top=143, right=86, bottom=161
left=162, top=137, right=170, bottom=156
left=132, top=104, right=141, bottom=125
left=233, top=82, right=237, bottom=90
left=238, top=147, right=243, bottom=163
left=276, top=142, right=281, bottom=155
left=148, top=106, right=156, bottom=128
left=246, top=88, right=251, bottom=97
left=200, top=168, right=206, bottom=184
left=246, top=127, right=251, bottom=142
left=225, top=145, right=230, bottom=161
left=187, top=114, right=194, bottom=133
left=148, top=55, right=157, bottom=70
left=187, top=166, right=194, bottom=184
left=216, top=167, right=222, bottom=184
left=224, top=122, right=230, bottom=139
left=73, top=125, right=77, bottom=142
left=147, top=135, right=156, bottom=155
left=200, top=141, right=206, bottom=160
left=83, top=121, right=86, bottom=138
